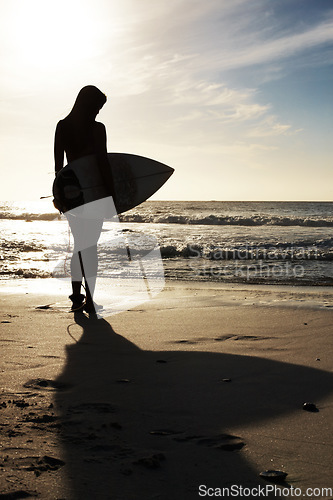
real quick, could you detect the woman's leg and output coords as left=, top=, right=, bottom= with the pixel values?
left=67, top=214, right=103, bottom=309
left=67, top=250, right=84, bottom=310
left=70, top=251, right=83, bottom=295
left=79, top=244, right=99, bottom=303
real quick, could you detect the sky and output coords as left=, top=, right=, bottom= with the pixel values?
left=0, top=0, right=332, bottom=201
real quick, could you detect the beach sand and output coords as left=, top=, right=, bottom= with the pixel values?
left=0, top=280, right=332, bottom=499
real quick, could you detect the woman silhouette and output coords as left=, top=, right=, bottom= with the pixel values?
left=54, top=85, right=114, bottom=315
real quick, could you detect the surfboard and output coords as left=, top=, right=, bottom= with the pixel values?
left=53, top=153, right=174, bottom=214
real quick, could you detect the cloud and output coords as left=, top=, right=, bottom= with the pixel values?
left=90, top=0, right=332, bottom=145
left=103, top=46, right=292, bottom=141
left=166, top=81, right=271, bottom=123
left=121, top=1, right=333, bottom=74
left=247, top=117, right=293, bottom=138
left=217, top=18, right=333, bottom=71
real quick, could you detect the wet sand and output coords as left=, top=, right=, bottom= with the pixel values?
left=1, top=281, right=333, bottom=499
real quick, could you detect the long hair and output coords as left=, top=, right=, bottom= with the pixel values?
left=69, top=85, right=107, bottom=122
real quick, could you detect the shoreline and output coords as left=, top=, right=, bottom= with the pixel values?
left=1, top=276, right=333, bottom=309
left=1, top=279, right=332, bottom=498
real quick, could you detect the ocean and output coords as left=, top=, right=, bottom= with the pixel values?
left=0, top=200, right=332, bottom=286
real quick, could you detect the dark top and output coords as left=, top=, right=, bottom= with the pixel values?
left=54, top=117, right=114, bottom=195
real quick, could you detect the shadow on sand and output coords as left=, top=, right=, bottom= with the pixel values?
left=52, top=312, right=332, bottom=499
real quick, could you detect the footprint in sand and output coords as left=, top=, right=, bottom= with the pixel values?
left=150, top=429, right=245, bottom=451
left=67, top=402, right=117, bottom=414
left=149, top=429, right=183, bottom=436
left=0, top=455, right=65, bottom=476
left=0, top=489, right=38, bottom=498
left=175, top=433, right=245, bottom=451
left=214, top=334, right=273, bottom=342
left=195, top=434, right=245, bottom=451
left=173, top=339, right=198, bottom=344
left=23, top=378, right=71, bottom=391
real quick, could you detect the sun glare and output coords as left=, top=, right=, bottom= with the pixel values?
left=12, top=0, right=99, bottom=69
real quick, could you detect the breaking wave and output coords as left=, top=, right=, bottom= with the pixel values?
left=119, top=213, right=333, bottom=227
left=159, top=239, right=333, bottom=261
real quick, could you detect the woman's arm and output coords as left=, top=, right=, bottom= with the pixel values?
left=54, top=121, right=64, bottom=175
